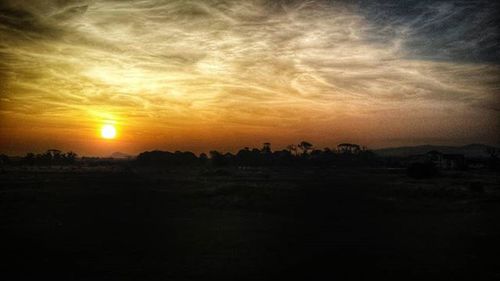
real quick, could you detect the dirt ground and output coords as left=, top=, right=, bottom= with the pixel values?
left=1, top=166, right=499, bottom=280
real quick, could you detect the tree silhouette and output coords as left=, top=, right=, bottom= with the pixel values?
left=21, top=150, right=78, bottom=165
left=262, top=142, right=272, bottom=154
left=209, top=150, right=226, bottom=166
left=24, top=153, right=35, bottom=165
left=286, top=144, right=298, bottom=156
left=12, top=142, right=383, bottom=168
left=64, top=151, right=77, bottom=164
left=199, top=153, right=208, bottom=164
left=298, top=141, right=313, bottom=156
left=137, top=150, right=199, bottom=166
left=337, top=143, right=361, bottom=154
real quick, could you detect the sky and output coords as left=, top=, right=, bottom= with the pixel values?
left=0, top=0, right=499, bottom=156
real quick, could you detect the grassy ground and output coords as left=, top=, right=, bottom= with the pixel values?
left=1, top=166, right=499, bottom=280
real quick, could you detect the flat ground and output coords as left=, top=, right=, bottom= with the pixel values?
left=1, top=166, right=499, bottom=280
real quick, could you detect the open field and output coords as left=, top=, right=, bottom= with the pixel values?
left=1, top=166, right=499, bottom=280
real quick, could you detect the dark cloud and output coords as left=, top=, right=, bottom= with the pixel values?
left=0, top=0, right=91, bottom=41
left=0, top=5, right=56, bottom=39
left=354, top=0, right=500, bottom=63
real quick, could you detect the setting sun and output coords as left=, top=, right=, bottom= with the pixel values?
left=101, top=124, right=116, bottom=139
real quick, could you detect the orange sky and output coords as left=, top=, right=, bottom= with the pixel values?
left=0, top=0, right=499, bottom=156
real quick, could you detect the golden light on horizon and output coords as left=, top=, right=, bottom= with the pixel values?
left=101, top=124, right=117, bottom=140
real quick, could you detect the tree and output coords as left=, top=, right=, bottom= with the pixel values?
left=337, top=143, right=361, bottom=154
left=298, top=141, right=313, bottom=156
left=209, top=150, right=226, bottom=166
left=286, top=144, right=298, bottom=156
left=64, top=151, right=77, bottom=164
left=262, top=142, right=272, bottom=154
left=199, top=153, right=208, bottom=164
left=47, top=149, right=62, bottom=163
left=24, top=153, right=35, bottom=165
left=273, top=149, right=293, bottom=165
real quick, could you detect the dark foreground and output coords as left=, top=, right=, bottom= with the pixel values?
left=1, top=166, right=499, bottom=280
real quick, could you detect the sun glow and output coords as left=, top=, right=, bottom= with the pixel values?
left=101, top=124, right=116, bottom=139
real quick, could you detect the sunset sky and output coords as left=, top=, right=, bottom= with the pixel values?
left=0, top=0, right=499, bottom=156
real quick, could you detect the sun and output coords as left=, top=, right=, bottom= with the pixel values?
left=101, top=124, right=116, bottom=139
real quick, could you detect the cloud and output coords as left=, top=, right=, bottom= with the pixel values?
left=356, top=0, right=500, bottom=63
left=0, top=0, right=498, bottom=153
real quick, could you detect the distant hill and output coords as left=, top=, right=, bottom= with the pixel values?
left=110, top=152, right=134, bottom=159
left=374, top=144, right=497, bottom=158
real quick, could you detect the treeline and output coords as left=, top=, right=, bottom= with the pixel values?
left=1, top=142, right=376, bottom=167
left=136, top=142, right=377, bottom=167
left=20, top=149, right=77, bottom=165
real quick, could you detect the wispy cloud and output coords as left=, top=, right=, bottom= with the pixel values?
left=0, top=0, right=498, bottom=154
